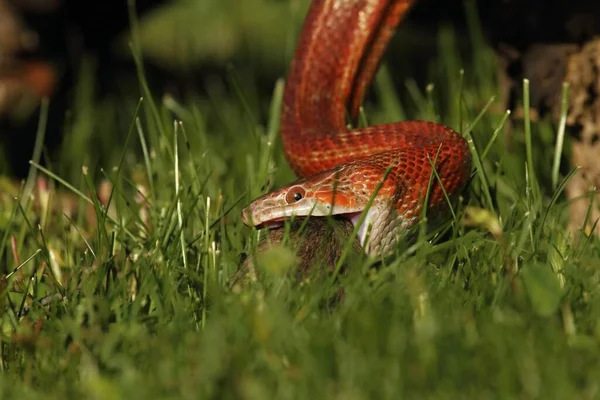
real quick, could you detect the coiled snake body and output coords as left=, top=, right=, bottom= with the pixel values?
left=241, top=0, right=471, bottom=256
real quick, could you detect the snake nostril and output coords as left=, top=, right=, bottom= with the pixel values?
left=241, top=207, right=252, bottom=226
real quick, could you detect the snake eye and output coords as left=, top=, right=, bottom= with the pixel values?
left=285, top=186, right=306, bottom=204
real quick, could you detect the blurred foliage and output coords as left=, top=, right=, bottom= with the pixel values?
left=126, top=0, right=310, bottom=73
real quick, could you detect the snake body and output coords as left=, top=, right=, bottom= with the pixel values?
left=241, top=0, right=472, bottom=256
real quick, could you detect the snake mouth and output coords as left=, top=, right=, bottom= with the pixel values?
left=255, top=218, right=285, bottom=230
left=257, top=212, right=365, bottom=231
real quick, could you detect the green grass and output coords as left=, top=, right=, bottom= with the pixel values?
left=1, top=2, right=600, bottom=398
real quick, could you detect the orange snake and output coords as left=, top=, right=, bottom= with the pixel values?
left=241, top=0, right=472, bottom=256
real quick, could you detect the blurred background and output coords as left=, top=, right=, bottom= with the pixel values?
left=1, top=0, right=599, bottom=183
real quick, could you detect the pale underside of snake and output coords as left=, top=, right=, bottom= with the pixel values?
left=241, top=0, right=472, bottom=257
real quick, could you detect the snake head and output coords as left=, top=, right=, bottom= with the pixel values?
left=240, top=166, right=375, bottom=230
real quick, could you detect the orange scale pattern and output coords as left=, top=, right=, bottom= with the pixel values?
left=242, top=0, right=472, bottom=256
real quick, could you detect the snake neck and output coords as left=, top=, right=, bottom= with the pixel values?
left=348, top=202, right=408, bottom=256
left=280, top=0, right=417, bottom=177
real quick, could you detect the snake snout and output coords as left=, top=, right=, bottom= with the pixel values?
left=240, top=207, right=254, bottom=227
left=241, top=205, right=286, bottom=230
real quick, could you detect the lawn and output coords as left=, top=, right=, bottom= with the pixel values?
left=1, top=1, right=599, bottom=398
